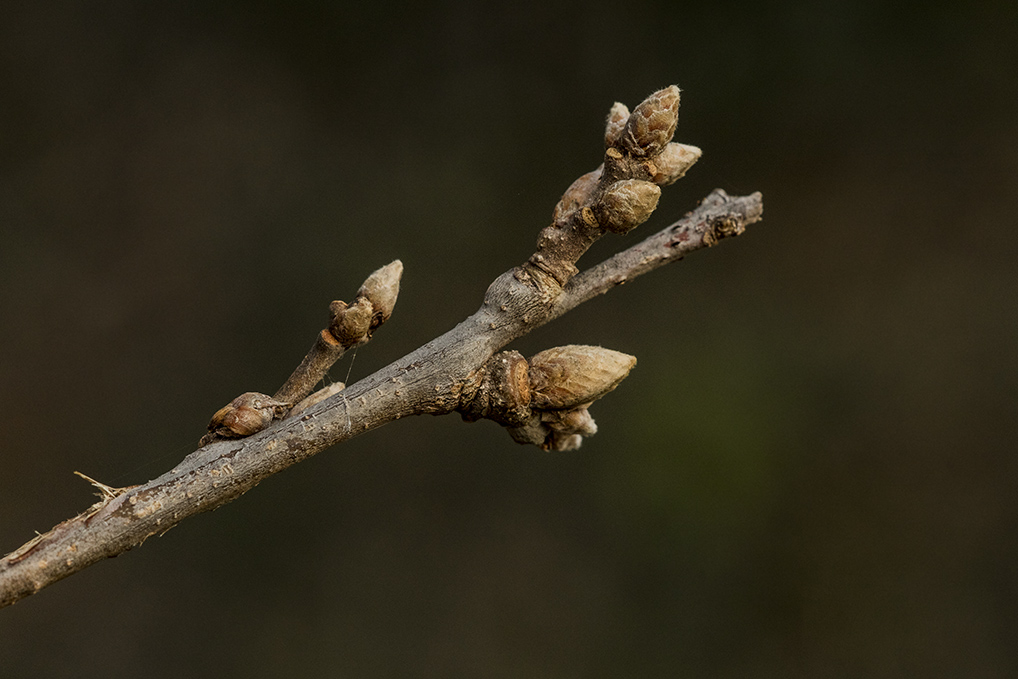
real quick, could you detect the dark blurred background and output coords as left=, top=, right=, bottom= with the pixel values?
left=2, top=1, right=1016, bottom=676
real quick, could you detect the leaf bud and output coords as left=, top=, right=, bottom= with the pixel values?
left=206, top=392, right=289, bottom=439
left=543, top=407, right=598, bottom=437
left=551, top=167, right=602, bottom=225
left=528, top=345, right=636, bottom=410
left=650, top=143, right=702, bottom=186
left=548, top=433, right=583, bottom=452
left=604, top=102, right=630, bottom=148
left=621, top=85, right=680, bottom=157
left=593, top=179, right=661, bottom=234
left=357, top=260, right=403, bottom=327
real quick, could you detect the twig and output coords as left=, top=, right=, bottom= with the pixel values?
left=0, top=86, right=763, bottom=608
left=200, top=261, right=403, bottom=445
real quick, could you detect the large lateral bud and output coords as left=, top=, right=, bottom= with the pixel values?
left=528, top=345, right=636, bottom=410
left=593, top=179, right=661, bottom=234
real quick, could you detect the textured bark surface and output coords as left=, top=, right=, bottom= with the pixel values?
left=0, top=87, right=763, bottom=608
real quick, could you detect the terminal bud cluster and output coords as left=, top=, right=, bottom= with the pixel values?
left=529, top=85, right=701, bottom=296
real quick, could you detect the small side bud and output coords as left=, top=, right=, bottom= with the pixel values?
left=357, top=260, right=403, bottom=328
left=506, top=413, right=548, bottom=447
left=548, top=432, right=583, bottom=452
left=329, top=299, right=373, bottom=346
left=528, top=345, right=636, bottom=410
left=206, top=392, right=289, bottom=440
left=650, top=143, right=702, bottom=186
left=552, top=167, right=602, bottom=225
left=604, top=102, right=630, bottom=148
left=593, top=179, right=661, bottom=234
left=622, top=85, right=680, bottom=157
left=543, top=407, right=598, bottom=437
left=504, top=407, right=598, bottom=451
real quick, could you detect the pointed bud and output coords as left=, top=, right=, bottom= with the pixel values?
left=357, top=260, right=402, bottom=327
left=604, top=102, right=630, bottom=148
left=528, top=345, right=636, bottom=410
left=650, top=143, right=702, bottom=186
left=207, top=392, right=289, bottom=438
left=622, top=85, right=680, bottom=157
left=552, top=167, right=602, bottom=224
left=594, top=179, right=661, bottom=234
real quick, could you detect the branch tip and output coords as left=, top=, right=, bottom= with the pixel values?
left=620, top=85, right=680, bottom=157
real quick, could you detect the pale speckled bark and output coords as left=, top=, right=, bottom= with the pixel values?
left=0, top=188, right=761, bottom=608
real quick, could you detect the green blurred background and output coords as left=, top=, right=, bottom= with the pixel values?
left=2, top=1, right=1016, bottom=676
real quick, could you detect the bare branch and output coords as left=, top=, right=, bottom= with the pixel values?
left=549, top=189, right=764, bottom=321
left=0, top=87, right=763, bottom=608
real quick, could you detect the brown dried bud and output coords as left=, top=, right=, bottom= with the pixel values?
left=206, top=392, right=289, bottom=439
left=329, top=298, right=373, bottom=346
left=506, top=412, right=547, bottom=447
left=622, top=86, right=680, bottom=157
left=650, top=143, right=702, bottom=186
left=357, top=260, right=402, bottom=328
left=593, top=179, right=661, bottom=234
left=528, top=345, right=636, bottom=410
left=551, top=166, right=602, bottom=225
left=548, top=432, right=583, bottom=452
left=505, top=408, right=597, bottom=451
left=604, top=102, right=630, bottom=148
left=543, top=407, right=598, bottom=437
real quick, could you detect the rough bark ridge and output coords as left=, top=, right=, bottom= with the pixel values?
left=0, top=86, right=764, bottom=608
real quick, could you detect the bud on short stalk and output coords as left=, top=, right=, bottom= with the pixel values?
left=357, top=259, right=402, bottom=328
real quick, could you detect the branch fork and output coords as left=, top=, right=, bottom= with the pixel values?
left=1, top=85, right=763, bottom=608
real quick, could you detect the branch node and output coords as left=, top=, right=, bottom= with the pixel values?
left=458, top=345, right=636, bottom=451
